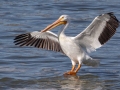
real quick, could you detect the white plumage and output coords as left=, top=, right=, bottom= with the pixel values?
left=14, top=12, right=119, bottom=75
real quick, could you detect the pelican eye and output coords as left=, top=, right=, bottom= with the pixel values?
left=60, top=16, right=65, bottom=21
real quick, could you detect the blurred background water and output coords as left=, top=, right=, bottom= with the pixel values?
left=0, top=0, right=120, bottom=90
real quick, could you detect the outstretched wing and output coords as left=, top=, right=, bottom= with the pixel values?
left=74, top=12, right=119, bottom=53
left=14, top=31, right=64, bottom=53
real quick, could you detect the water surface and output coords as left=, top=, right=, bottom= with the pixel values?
left=0, top=0, right=120, bottom=90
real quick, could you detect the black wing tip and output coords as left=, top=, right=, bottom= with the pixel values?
left=14, top=33, right=31, bottom=45
left=99, top=12, right=119, bottom=22
left=107, top=12, right=120, bottom=23
left=107, top=12, right=114, bottom=15
left=14, top=33, right=30, bottom=39
left=100, top=12, right=113, bottom=16
left=98, top=12, right=119, bottom=45
left=13, top=32, right=64, bottom=54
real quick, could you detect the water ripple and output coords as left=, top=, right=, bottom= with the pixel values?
left=0, top=0, right=120, bottom=90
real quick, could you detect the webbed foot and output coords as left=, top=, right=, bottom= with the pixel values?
left=64, top=71, right=76, bottom=75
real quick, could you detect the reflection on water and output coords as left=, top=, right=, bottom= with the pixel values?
left=2, top=74, right=104, bottom=90
left=0, top=0, right=120, bottom=90
left=61, top=75, right=102, bottom=90
left=1, top=72, right=119, bottom=90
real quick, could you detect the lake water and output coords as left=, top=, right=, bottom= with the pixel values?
left=0, top=0, right=120, bottom=90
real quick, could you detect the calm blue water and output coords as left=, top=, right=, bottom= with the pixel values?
left=0, top=0, right=120, bottom=90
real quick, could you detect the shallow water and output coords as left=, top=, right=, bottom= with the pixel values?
left=0, top=0, right=120, bottom=90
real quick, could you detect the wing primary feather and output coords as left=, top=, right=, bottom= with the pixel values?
left=98, top=13, right=119, bottom=45
left=43, top=39, right=46, bottom=49
left=14, top=37, right=28, bottom=43
left=14, top=34, right=28, bottom=40
left=45, top=38, right=49, bottom=50
left=49, top=39, right=53, bottom=50
left=25, top=37, right=34, bottom=46
left=34, top=39, right=40, bottom=47
left=45, top=39, right=48, bottom=49
left=29, top=38, right=36, bottom=46
left=56, top=42, right=59, bottom=52
left=40, top=39, right=44, bottom=48
left=54, top=42, right=57, bottom=51
left=14, top=34, right=28, bottom=42
left=19, top=38, right=33, bottom=46
left=35, top=39, right=41, bottom=48
left=74, top=12, right=119, bottom=53
left=47, top=38, right=51, bottom=50
left=52, top=42, right=55, bottom=51
left=46, top=37, right=50, bottom=50
left=14, top=33, right=30, bottom=45
left=38, top=39, right=43, bottom=48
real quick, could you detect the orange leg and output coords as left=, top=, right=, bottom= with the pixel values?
left=75, top=64, right=81, bottom=73
left=64, top=64, right=81, bottom=75
left=71, top=65, right=75, bottom=72
left=64, top=65, right=75, bottom=75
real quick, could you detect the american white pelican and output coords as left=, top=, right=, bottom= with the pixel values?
left=14, top=12, right=119, bottom=75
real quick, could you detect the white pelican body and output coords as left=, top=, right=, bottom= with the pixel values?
left=14, top=13, right=119, bottom=75
left=59, top=31, right=85, bottom=66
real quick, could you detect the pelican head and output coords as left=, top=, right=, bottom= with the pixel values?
left=41, top=15, right=70, bottom=32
